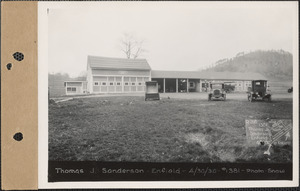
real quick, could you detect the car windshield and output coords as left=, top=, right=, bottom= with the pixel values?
left=211, top=84, right=222, bottom=89
left=254, top=81, right=265, bottom=87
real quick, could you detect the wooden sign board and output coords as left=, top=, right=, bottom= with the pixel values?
left=245, top=119, right=292, bottom=146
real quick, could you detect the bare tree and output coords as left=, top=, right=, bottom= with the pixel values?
left=119, top=33, right=146, bottom=59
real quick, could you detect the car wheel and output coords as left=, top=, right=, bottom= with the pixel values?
left=248, top=94, right=253, bottom=102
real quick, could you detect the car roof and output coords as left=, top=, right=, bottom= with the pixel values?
left=252, top=80, right=267, bottom=82
left=210, top=82, right=224, bottom=84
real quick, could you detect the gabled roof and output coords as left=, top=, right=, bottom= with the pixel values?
left=151, top=70, right=267, bottom=81
left=87, top=55, right=151, bottom=71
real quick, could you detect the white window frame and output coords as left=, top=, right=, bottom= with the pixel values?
left=67, top=86, right=77, bottom=92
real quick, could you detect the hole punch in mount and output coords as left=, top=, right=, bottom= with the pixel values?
left=6, top=63, right=12, bottom=70
left=13, top=132, right=23, bottom=141
left=13, top=52, right=24, bottom=61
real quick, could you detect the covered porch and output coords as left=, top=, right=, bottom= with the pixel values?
left=151, top=78, right=201, bottom=93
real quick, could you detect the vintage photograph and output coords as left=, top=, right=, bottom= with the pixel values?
left=43, top=1, right=297, bottom=184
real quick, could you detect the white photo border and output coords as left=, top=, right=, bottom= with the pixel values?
left=38, top=1, right=299, bottom=189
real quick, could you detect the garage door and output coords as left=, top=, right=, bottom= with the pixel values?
left=93, top=76, right=122, bottom=93
left=93, top=76, right=149, bottom=93
left=124, top=76, right=148, bottom=92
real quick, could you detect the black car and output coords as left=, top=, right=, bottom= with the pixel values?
left=247, top=80, right=271, bottom=102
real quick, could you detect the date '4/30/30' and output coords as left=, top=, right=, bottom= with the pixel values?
left=187, top=167, right=241, bottom=176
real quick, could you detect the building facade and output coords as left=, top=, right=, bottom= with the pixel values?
left=86, top=56, right=151, bottom=94
left=64, top=81, right=87, bottom=95
left=151, top=70, right=265, bottom=93
left=64, top=55, right=267, bottom=95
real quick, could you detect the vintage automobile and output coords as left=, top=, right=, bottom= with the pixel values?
left=247, top=80, right=271, bottom=102
left=208, top=82, right=226, bottom=101
left=224, top=83, right=235, bottom=93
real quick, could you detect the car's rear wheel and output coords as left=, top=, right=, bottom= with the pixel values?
left=268, top=96, right=272, bottom=102
left=248, top=94, right=253, bottom=102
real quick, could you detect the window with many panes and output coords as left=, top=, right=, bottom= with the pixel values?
left=67, top=87, right=76, bottom=92
left=202, top=83, right=209, bottom=88
left=189, top=82, right=194, bottom=88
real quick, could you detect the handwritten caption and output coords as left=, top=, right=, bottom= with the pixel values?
left=245, top=119, right=292, bottom=146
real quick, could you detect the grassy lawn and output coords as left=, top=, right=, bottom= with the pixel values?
left=49, top=95, right=293, bottom=163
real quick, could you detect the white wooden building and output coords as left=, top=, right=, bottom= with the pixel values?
left=64, top=55, right=267, bottom=95
left=151, top=70, right=266, bottom=93
left=86, top=56, right=151, bottom=94
left=64, top=81, right=87, bottom=95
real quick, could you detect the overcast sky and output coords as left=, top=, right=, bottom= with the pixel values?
left=48, top=2, right=297, bottom=77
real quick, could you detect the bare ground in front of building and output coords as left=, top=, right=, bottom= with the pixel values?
left=49, top=93, right=293, bottom=162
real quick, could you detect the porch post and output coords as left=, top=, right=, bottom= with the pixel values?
left=176, top=78, right=178, bottom=93
left=163, top=78, right=166, bottom=93
left=122, top=76, right=124, bottom=92
left=187, top=79, right=189, bottom=93
left=199, top=79, right=202, bottom=92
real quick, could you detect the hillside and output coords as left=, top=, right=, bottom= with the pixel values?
left=202, top=50, right=293, bottom=81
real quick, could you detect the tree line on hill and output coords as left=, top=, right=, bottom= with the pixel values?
left=201, top=50, right=293, bottom=81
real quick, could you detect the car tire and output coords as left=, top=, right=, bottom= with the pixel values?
left=248, top=94, right=253, bottom=102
